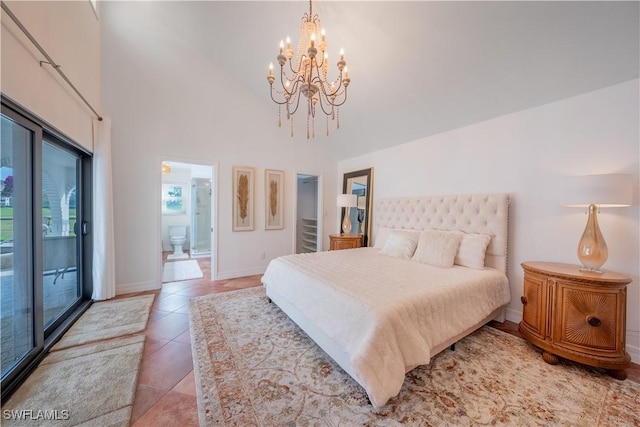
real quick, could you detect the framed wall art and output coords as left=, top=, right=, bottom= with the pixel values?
left=232, top=166, right=254, bottom=231
left=265, top=169, right=284, bottom=230
left=161, top=182, right=187, bottom=215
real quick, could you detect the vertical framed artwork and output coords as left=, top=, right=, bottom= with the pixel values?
left=265, top=169, right=284, bottom=230
left=162, top=183, right=187, bottom=215
left=232, top=166, right=254, bottom=231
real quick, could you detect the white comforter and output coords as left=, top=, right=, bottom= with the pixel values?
left=261, top=247, right=511, bottom=408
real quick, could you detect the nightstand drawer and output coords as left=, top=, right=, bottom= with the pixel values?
left=329, top=234, right=363, bottom=251
left=555, top=283, right=623, bottom=353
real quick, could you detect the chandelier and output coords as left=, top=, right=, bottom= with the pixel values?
left=267, top=0, right=350, bottom=139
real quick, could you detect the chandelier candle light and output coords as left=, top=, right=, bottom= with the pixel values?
left=267, top=0, right=350, bottom=139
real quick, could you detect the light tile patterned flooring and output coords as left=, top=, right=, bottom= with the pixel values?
left=122, top=253, right=640, bottom=426
left=122, top=253, right=259, bottom=426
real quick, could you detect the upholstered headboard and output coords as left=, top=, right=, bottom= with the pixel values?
left=373, top=193, right=510, bottom=273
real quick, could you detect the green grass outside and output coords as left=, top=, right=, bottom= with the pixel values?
left=0, top=207, right=76, bottom=241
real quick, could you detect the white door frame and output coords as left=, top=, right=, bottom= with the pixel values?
left=157, top=157, right=218, bottom=283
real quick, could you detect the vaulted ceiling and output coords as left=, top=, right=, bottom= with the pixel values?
left=133, top=1, right=640, bottom=160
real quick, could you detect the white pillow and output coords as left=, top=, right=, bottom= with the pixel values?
left=373, top=227, right=394, bottom=249
left=454, top=233, right=492, bottom=269
left=380, top=230, right=420, bottom=259
left=412, top=230, right=463, bottom=268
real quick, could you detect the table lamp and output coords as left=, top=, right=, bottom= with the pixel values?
left=564, top=174, right=633, bottom=272
left=337, top=194, right=358, bottom=234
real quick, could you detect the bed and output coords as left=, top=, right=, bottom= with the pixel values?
left=261, top=193, right=511, bottom=408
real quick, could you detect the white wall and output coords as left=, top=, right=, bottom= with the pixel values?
left=101, top=2, right=337, bottom=293
left=339, top=79, right=640, bottom=363
left=1, top=1, right=100, bottom=151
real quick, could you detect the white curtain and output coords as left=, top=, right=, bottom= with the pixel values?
left=91, top=116, right=116, bottom=300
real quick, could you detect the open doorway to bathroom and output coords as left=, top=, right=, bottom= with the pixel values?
left=160, top=161, right=214, bottom=285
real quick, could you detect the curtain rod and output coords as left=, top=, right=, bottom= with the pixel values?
left=1, top=1, right=103, bottom=121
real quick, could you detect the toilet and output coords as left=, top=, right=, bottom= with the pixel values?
left=168, top=225, right=188, bottom=259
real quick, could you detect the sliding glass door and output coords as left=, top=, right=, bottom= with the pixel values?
left=1, top=100, right=92, bottom=401
left=41, top=142, right=82, bottom=328
left=0, top=113, right=39, bottom=382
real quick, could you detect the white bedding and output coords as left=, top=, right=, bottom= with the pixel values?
left=261, top=247, right=511, bottom=408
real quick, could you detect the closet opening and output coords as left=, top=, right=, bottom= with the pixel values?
left=295, top=174, right=322, bottom=254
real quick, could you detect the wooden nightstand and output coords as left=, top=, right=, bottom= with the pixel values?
left=519, top=261, right=632, bottom=380
left=329, top=234, right=363, bottom=251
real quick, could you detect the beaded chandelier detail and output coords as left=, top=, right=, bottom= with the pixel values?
left=267, top=0, right=350, bottom=139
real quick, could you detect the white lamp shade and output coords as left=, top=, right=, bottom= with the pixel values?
left=357, top=196, right=366, bottom=210
left=337, top=193, right=358, bottom=208
left=563, top=174, right=634, bottom=207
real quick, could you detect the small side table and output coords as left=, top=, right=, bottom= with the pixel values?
left=519, top=261, right=632, bottom=380
left=329, top=234, right=363, bottom=251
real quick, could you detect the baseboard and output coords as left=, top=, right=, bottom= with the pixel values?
left=505, top=307, right=521, bottom=324
left=116, top=280, right=159, bottom=296
left=215, top=266, right=266, bottom=281
left=627, top=330, right=640, bottom=364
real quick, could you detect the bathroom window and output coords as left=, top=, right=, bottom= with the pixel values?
left=162, top=183, right=187, bottom=215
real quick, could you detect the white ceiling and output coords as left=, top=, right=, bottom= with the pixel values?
left=158, top=1, right=639, bottom=160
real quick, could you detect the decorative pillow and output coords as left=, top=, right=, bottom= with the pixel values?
left=412, top=230, right=463, bottom=268
left=455, top=233, right=492, bottom=269
left=379, top=230, right=420, bottom=259
left=373, top=227, right=394, bottom=249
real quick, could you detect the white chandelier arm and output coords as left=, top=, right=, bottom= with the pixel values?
left=279, top=68, right=306, bottom=98
left=315, top=86, right=348, bottom=116
left=312, top=75, right=344, bottom=101
left=311, top=73, right=348, bottom=108
left=269, top=85, right=290, bottom=106
left=287, top=88, right=305, bottom=117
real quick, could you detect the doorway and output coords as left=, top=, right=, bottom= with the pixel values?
left=295, top=174, right=322, bottom=253
left=160, top=161, right=214, bottom=284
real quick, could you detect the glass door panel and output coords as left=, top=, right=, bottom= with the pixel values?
left=41, top=142, right=81, bottom=329
left=192, top=178, right=212, bottom=254
left=0, top=115, right=35, bottom=378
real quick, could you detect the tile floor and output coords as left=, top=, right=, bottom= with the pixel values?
left=124, top=253, right=259, bottom=426
left=123, top=253, right=640, bottom=426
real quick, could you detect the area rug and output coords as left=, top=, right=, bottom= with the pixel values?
left=189, top=287, right=640, bottom=427
left=163, top=259, right=203, bottom=283
left=52, top=294, right=154, bottom=351
left=2, top=335, right=145, bottom=426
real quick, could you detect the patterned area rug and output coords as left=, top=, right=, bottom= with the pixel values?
left=52, top=294, right=155, bottom=351
left=163, top=260, right=203, bottom=283
left=189, top=287, right=640, bottom=426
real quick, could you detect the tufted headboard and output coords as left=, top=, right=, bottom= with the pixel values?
left=373, top=193, right=510, bottom=273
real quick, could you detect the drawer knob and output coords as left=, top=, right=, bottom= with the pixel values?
left=587, top=316, right=602, bottom=327
left=520, top=296, right=527, bottom=304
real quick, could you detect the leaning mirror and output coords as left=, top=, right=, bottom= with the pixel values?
left=341, top=168, right=373, bottom=246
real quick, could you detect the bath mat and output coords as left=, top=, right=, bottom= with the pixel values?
left=2, top=335, right=144, bottom=426
left=163, top=259, right=203, bottom=283
left=52, top=294, right=154, bottom=351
